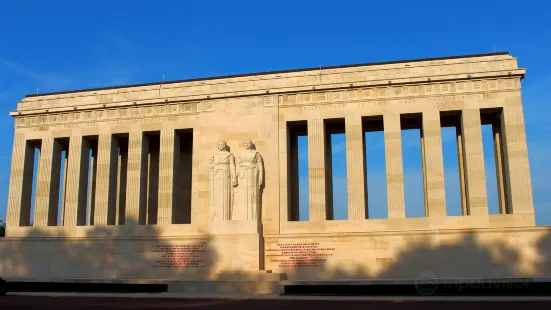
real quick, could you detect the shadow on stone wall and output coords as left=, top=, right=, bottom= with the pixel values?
left=0, top=218, right=214, bottom=283
left=1, top=220, right=551, bottom=296
left=281, top=228, right=551, bottom=296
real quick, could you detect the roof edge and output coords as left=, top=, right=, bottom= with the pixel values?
left=24, top=52, right=511, bottom=98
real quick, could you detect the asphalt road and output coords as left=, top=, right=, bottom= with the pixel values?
left=1, top=296, right=551, bottom=310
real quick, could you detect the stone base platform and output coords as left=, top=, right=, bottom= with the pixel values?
left=280, top=276, right=551, bottom=286
left=3, top=272, right=287, bottom=296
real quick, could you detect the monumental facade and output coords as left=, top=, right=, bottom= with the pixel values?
left=2, top=52, right=550, bottom=293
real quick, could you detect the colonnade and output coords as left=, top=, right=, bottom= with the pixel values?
left=288, top=106, right=534, bottom=220
left=6, top=129, right=193, bottom=227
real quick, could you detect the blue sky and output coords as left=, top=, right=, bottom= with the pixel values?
left=0, top=0, right=549, bottom=224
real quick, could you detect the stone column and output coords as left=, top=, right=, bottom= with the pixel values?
left=421, top=110, right=447, bottom=217
left=456, top=127, right=468, bottom=215
left=500, top=105, right=534, bottom=215
left=308, top=118, right=327, bottom=221
left=125, top=132, right=148, bottom=225
left=460, top=109, right=488, bottom=215
left=493, top=123, right=508, bottom=214
left=86, top=144, right=98, bottom=225
left=116, top=139, right=128, bottom=225
left=94, top=134, right=119, bottom=225
left=383, top=114, right=406, bottom=219
left=59, top=152, right=69, bottom=226
left=345, top=116, right=367, bottom=220
left=421, top=132, right=428, bottom=216
left=6, top=139, right=36, bottom=227
left=34, top=137, right=62, bottom=226
left=146, top=139, right=159, bottom=225
left=158, top=130, right=179, bottom=225
left=64, top=136, right=90, bottom=227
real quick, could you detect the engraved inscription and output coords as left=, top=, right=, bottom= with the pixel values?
left=300, top=103, right=347, bottom=112
left=151, top=244, right=207, bottom=268
left=359, top=100, right=387, bottom=107
left=266, top=242, right=336, bottom=268
left=107, top=116, right=177, bottom=126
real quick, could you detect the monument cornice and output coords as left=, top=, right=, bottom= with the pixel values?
left=14, top=54, right=521, bottom=111
left=10, top=69, right=524, bottom=122
left=11, top=74, right=522, bottom=129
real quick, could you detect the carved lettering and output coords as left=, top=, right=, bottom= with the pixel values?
left=266, top=242, right=336, bottom=268
left=151, top=244, right=207, bottom=268
left=107, top=116, right=176, bottom=126
left=300, top=103, right=347, bottom=112
left=399, top=98, right=416, bottom=104
left=359, top=100, right=387, bottom=107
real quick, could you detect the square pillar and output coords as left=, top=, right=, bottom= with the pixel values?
left=63, top=136, right=90, bottom=227
left=115, top=139, right=128, bottom=225
left=461, top=109, right=489, bottom=215
left=456, top=127, right=468, bottom=215
left=125, top=131, right=148, bottom=225
left=421, top=110, right=447, bottom=217
left=33, top=137, right=62, bottom=226
left=86, top=144, right=98, bottom=226
left=308, top=118, right=327, bottom=221
left=6, top=139, right=35, bottom=227
left=383, top=114, right=406, bottom=219
left=500, top=104, right=534, bottom=215
left=345, top=116, right=367, bottom=220
left=94, top=134, right=119, bottom=225
left=493, top=123, right=508, bottom=214
left=157, top=129, right=179, bottom=225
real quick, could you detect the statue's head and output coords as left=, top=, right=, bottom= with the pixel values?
left=244, top=138, right=253, bottom=150
left=217, top=140, right=227, bottom=151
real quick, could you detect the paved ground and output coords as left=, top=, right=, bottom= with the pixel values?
left=2, top=295, right=551, bottom=309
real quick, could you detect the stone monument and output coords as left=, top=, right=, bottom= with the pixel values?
left=1, top=52, right=550, bottom=295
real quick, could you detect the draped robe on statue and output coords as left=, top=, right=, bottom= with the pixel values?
left=233, top=150, right=263, bottom=220
left=209, top=151, right=236, bottom=221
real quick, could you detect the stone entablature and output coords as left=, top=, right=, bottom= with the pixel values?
left=13, top=76, right=521, bottom=130
left=12, top=53, right=521, bottom=114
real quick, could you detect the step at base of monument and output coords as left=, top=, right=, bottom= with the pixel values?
left=281, top=277, right=551, bottom=296
left=3, top=272, right=287, bottom=296
left=166, top=280, right=283, bottom=295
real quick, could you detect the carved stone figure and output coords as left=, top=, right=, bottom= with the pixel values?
left=234, top=138, right=264, bottom=220
left=209, top=140, right=237, bottom=221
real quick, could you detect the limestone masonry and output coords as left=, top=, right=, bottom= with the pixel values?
left=1, top=52, right=550, bottom=294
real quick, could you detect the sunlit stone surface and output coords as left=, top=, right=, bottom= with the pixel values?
left=2, top=52, right=548, bottom=295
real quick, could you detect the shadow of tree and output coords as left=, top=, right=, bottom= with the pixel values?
left=280, top=227, right=551, bottom=291
left=1, top=217, right=551, bottom=297
left=0, top=218, right=218, bottom=283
